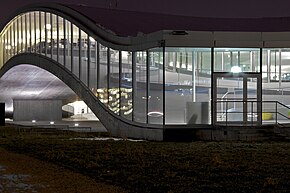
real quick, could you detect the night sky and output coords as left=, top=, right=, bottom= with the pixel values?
left=1, top=0, right=290, bottom=24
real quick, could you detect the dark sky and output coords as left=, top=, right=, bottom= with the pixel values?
left=2, top=0, right=290, bottom=23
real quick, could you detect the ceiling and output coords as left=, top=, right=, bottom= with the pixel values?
left=0, top=64, right=78, bottom=115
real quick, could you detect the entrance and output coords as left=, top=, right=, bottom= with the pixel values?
left=213, top=73, right=262, bottom=125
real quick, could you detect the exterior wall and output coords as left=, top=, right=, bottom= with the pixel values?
left=2, top=6, right=290, bottom=140
left=13, top=99, right=62, bottom=121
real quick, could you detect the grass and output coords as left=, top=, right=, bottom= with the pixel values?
left=1, top=124, right=290, bottom=192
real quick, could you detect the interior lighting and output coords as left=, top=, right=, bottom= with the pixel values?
left=46, top=24, right=52, bottom=30
left=148, top=111, right=164, bottom=117
left=231, top=66, right=242, bottom=73
left=74, top=123, right=79, bottom=127
left=50, top=121, right=55, bottom=125
left=32, top=120, right=36, bottom=123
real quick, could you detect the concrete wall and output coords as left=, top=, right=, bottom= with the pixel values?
left=13, top=99, right=62, bottom=121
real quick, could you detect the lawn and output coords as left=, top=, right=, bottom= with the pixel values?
left=0, top=125, right=290, bottom=192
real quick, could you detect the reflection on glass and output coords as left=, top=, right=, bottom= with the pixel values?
left=148, top=48, right=163, bottom=124
left=80, top=30, right=88, bottom=85
left=165, top=47, right=211, bottom=125
left=134, top=51, right=147, bottom=123
left=109, top=49, right=120, bottom=114
left=214, top=48, right=260, bottom=73
left=89, top=38, right=97, bottom=91
left=121, top=51, right=133, bottom=120
left=98, top=44, right=108, bottom=106
left=72, top=24, right=79, bottom=77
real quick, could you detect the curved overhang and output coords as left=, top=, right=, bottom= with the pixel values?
left=2, top=3, right=290, bottom=50
left=1, top=53, right=164, bottom=140
left=0, top=3, right=163, bottom=51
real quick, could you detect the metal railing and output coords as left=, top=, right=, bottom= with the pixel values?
left=215, top=100, right=290, bottom=126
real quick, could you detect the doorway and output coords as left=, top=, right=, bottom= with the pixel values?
left=212, top=72, right=262, bottom=125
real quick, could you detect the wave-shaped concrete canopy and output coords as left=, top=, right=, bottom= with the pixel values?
left=2, top=3, right=290, bottom=140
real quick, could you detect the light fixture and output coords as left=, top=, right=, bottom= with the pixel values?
left=50, top=121, right=55, bottom=125
left=32, top=120, right=36, bottom=123
left=74, top=123, right=79, bottom=127
left=148, top=111, right=164, bottom=117
left=45, top=24, right=52, bottom=30
left=231, top=66, right=242, bottom=73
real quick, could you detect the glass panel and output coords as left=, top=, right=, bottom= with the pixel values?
left=18, top=14, right=25, bottom=53
left=80, top=30, right=88, bottom=85
left=17, top=16, right=21, bottom=53
left=109, top=49, right=120, bottom=115
left=71, top=24, right=79, bottom=77
left=89, top=38, right=97, bottom=91
left=11, top=21, right=15, bottom=56
left=26, top=13, right=31, bottom=52
left=148, top=48, right=163, bottom=124
left=98, top=44, right=108, bottom=106
left=262, top=48, right=290, bottom=112
left=51, top=14, right=57, bottom=60
left=35, top=12, right=40, bottom=53
left=4, top=33, right=8, bottom=62
left=165, top=47, right=211, bottom=125
left=247, top=77, right=258, bottom=122
left=23, top=14, right=26, bottom=52
left=134, top=51, right=147, bottom=123
left=65, top=20, right=71, bottom=71
left=59, top=17, right=64, bottom=65
left=120, top=51, right=133, bottom=120
left=214, top=48, right=260, bottom=73
left=216, top=77, right=243, bottom=123
left=40, top=12, right=45, bottom=55
left=45, top=12, right=51, bottom=57
left=30, top=12, right=35, bottom=53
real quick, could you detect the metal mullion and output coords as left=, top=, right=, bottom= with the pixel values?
left=87, top=35, right=90, bottom=88
left=63, top=18, right=66, bottom=67
left=162, top=46, right=166, bottom=126
left=258, top=48, right=263, bottom=125
left=70, top=22, right=73, bottom=71
left=132, top=52, right=136, bottom=122
left=107, top=48, right=110, bottom=107
left=34, top=12, right=36, bottom=53
left=16, top=17, right=19, bottom=54
left=50, top=14, right=53, bottom=58
left=44, top=12, right=47, bottom=56
left=13, top=21, right=16, bottom=55
left=119, top=51, right=122, bottom=117
left=29, top=13, right=32, bottom=53
left=3, top=34, right=6, bottom=63
left=97, top=43, right=100, bottom=89
left=39, top=11, right=42, bottom=54
left=9, top=26, right=12, bottom=58
left=25, top=14, right=27, bottom=51
left=78, top=28, right=81, bottom=78
left=211, top=47, right=215, bottom=125
left=243, top=76, right=247, bottom=124
left=56, top=15, right=59, bottom=62
left=21, top=15, right=23, bottom=52
left=146, top=50, right=149, bottom=124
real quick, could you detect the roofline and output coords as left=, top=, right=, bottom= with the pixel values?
left=2, top=3, right=290, bottom=50
left=0, top=3, right=163, bottom=51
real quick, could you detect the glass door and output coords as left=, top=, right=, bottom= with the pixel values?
left=213, top=73, right=261, bottom=125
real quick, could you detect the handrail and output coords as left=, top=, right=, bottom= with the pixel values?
left=214, top=100, right=290, bottom=126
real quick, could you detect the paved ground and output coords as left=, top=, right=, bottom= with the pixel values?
left=6, top=119, right=107, bottom=132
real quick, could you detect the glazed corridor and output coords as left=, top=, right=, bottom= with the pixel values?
left=1, top=10, right=290, bottom=135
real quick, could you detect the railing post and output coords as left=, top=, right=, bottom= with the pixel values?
left=226, top=101, right=228, bottom=126
left=276, top=101, right=278, bottom=125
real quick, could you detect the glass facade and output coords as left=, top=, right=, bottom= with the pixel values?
left=2, top=10, right=290, bottom=128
